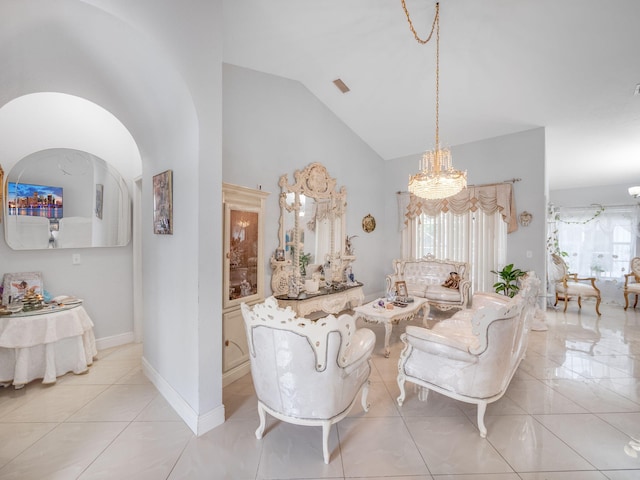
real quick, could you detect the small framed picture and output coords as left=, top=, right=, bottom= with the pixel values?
left=275, top=248, right=285, bottom=262
left=95, top=183, right=104, bottom=219
left=395, top=281, right=408, bottom=298
left=2, top=271, right=43, bottom=305
left=153, top=169, right=173, bottom=234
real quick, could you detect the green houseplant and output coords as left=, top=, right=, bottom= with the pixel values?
left=491, top=264, right=527, bottom=298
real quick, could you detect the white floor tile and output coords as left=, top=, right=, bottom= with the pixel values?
left=0, top=422, right=128, bottom=479
left=406, top=415, right=513, bottom=475
left=77, top=421, right=192, bottom=479
left=338, top=416, right=430, bottom=478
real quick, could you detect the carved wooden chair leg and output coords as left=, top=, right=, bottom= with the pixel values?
left=625, top=292, right=630, bottom=310
left=361, top=380, right=370, bottom=412
left=397, top=374, right=407, bottom=406
left=255, top=402, right=267, bottom=439
left=578, top=295, right=582, bottom=309
left=635, top=294, right=639, bottom=309
left=563, top=295, right=569, bottom=312
left=554, top=292, right=560, bottom=307
left=477, top=402, right=488, bottom=438
left=321, top=421, right=331, bottom=464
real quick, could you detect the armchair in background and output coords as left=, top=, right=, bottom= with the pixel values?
left=624, top=257, right=640, bottom=310
left=550, top=253, right=601, bottom=315
left=241, top=296, right=375, bottom=463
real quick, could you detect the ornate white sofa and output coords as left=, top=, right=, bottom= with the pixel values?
left=397, top=273, right=540, bottom=438
left=241, top=296, right=375, bottom=464
left=385, top=255, right=471, bottom=311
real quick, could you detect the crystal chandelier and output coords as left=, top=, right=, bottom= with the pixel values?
left=404, top=1, right=467, bottom=200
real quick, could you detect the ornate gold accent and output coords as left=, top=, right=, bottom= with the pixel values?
left=362, top=214, right=376, bottom=233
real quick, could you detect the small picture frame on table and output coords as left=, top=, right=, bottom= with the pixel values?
left=2, top=271, right=43, bottom=305
left=395, top=281, right=408, bottom=298
left=275, top=248, right=285, bottom=262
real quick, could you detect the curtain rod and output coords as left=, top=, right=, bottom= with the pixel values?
left=397, top=178, right=521, bottom=194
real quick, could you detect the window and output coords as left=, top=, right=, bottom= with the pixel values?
left=554, top=205, right=638, bottom=280
left=407, top=209, right=507, bottom=294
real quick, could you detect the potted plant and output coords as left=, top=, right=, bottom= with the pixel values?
left=491, top=263, right=527, bottom=298
left=299, top=252, right=312, bottom=277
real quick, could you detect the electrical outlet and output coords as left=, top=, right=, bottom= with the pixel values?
left=72, top=253, right=81, bottom=265
left=526, top=250, right=533, bottom=258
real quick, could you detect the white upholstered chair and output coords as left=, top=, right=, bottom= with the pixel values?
left=241, top=296, right=375, bottom=464
left=550, top=253, right=601, bottom=315
left=397, top=273, right=540, bottom=438
left=624, top=257, right=640, bottom=310
left=57, top=216, right=92, bottom=248
left=6, top=215, right=51, bottom=249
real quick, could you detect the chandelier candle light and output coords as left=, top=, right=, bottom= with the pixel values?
left=404, top=0, right=467, bottom=200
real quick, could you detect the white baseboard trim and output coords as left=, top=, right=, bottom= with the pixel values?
left=222, top=362, right=251, bottom=387
left=95, top=332, right=135, bottom=351
left=141, top=357, right=225, bottom=436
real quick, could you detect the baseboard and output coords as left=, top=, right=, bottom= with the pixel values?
left=142, top=357, right=225, bottom=436
left=95, top=331, right=135, bottom=351
left=223, top=362, right=251, bottom=387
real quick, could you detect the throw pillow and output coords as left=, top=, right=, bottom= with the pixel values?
left=442, top=271, right=461, bottom=289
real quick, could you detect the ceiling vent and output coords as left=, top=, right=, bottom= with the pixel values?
left=333, top=78, right=350, bottom=94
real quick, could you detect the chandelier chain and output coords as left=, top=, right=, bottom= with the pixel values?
left=434, top=3, right=440, bottom=150
left=401, top=0, right=439, bottom=45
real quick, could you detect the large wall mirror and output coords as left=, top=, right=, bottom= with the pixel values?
left=4, top=148, right=131, bottom=250
left=271, top=163, right=354, bottom=296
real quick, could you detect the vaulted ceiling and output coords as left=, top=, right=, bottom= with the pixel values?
left=223, top=0, right=640, bottom=190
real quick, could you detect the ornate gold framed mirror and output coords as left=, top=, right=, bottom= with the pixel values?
left=271, top=163, right=354, bottom=296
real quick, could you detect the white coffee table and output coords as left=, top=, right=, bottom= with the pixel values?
left=353, top=297, right=430, bottom=358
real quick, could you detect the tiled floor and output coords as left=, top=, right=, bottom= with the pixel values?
left=1, top=304, right=640, bottom=479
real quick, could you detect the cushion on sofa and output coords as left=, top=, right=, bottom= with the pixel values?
left=425, top=285, right=463, bottom=302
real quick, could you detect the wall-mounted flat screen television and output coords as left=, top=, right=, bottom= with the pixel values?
left=7, top=182, right=64, bottom=228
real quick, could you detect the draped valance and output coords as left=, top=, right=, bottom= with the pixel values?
left=398, top=182, right=518, bottom=233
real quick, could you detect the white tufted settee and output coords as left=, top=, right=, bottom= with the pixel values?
left=397, top=273, right=540, bottom=438
left=241, top=296, right=375, bottom=464
left=385, top=255, right=471, bottom=311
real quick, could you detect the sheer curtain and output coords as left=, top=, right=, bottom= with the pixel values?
left=554, top=204, right=639, bottom=280
left=398, top=183, right=514, bottom=294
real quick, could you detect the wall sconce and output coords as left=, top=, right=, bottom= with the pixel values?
left=629, top=186, right=640, bottom=198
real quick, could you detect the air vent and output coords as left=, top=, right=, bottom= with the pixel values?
left=333, top=78, right=350, bottom=94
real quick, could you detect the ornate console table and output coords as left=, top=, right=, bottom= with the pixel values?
left=275, top=283, right=364, bottom=317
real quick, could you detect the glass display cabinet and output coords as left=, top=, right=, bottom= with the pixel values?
left=222, top=183, right=269, bottom=385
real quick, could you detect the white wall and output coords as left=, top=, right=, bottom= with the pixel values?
left=382, top=128, right=548, bottom=284
left=550, top=183, right=637, bottom=207
left=223, top=64, right=389, bottom=299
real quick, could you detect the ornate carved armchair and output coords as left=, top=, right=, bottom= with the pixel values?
left=624, top=257, right=640, bottom=310
left=550, top=253, right=601, bottom=315
left=241, top=296, right=375, bottom=463
left=397, top=273, right=540, bottom=438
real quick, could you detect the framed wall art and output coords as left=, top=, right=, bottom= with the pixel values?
left=95, top=183, right=104, bottom=219
left=153, top=169, right=173, bottom=234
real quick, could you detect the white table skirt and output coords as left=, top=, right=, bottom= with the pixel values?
left=0, top=305, right=97, bottom=387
